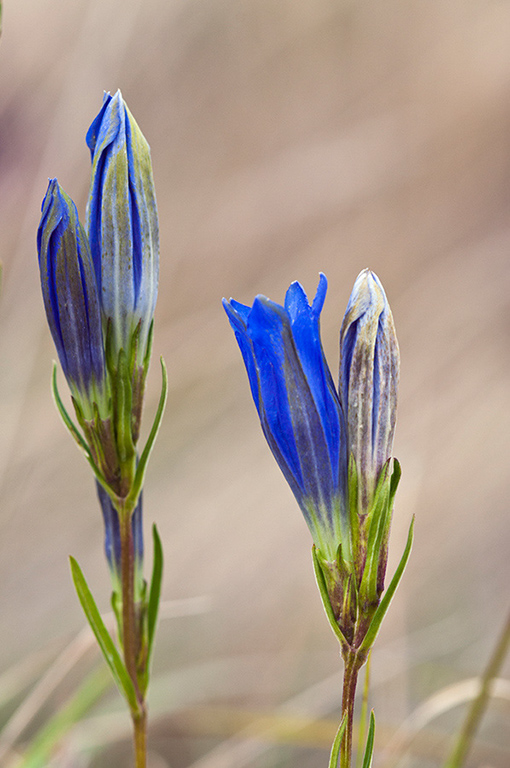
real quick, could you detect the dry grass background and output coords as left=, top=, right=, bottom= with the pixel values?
left=0, top=0, right=509, bottom=766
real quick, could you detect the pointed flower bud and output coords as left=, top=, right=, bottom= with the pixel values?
left=37, top=179, right=107, bottom=419
left=86, top=90, right=159, bottom=368
left=339, top=269, right=399, bottom=513
left=223, top=274, right=348, bottom=560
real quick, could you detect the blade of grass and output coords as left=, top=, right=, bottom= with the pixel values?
left=14, top=667, right=111, bottom=768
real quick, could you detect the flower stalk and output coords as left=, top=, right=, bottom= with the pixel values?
left=224, top=269, right=411, bottom=767
left=37, top=91, right=165, bottom=768
left=118, top=498, right=147, bottom=767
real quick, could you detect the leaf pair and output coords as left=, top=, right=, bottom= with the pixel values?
left=70, top=524, right=164, bottom=714
left=328, top=711, right=375, bottom=768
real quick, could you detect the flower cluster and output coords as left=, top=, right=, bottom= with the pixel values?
left=224, top=270, right=400, bottom=648
left=37, top=91, right=160, bottom=589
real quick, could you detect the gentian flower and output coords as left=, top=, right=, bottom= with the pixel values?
left=37, top=178, right=107, bottom=420
left=223, top=273, right=348, bottom=561
left=86, top=90, right=159, bottom=369
left=339, top=269, right=399, bottom=516
left=224, top=270, right=400, bottom=637
left=225, top=270, right=407, bottom=752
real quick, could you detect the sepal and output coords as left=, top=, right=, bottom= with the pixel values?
left=358, top=515, right=414, bottom=657
left=52, top=364, right=92, bottom=457
left=312, top=545, right=350, bottom=651
left=358, top=459, right=395, bottom=612
left=52, top=364, right=109, bottom=488
left=347, top=454, right=359, bottom=567
left=111, top=348, right=137, bottom=493
left=111, top=589, right=122, bottom=636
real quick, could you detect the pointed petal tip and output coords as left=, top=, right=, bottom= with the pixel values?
left=223, top=297, right=251, bottom=329
left=349, top=268, right=388, bottom=313
left=222, top=296, right=237, bottom=318
left=248, top=294, right=286, bottom=329
left=312, top=272, right=328, bottom=315
left=284, top=280, right=308, bottom=311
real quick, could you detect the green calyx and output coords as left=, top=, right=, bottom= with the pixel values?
left=358, top=458, right=401, bottom=613
left=52, top=352, right=167, bottom=510
left=313, top=458, right=412, bottom=662
left=313, top=544, right=356, bottom=646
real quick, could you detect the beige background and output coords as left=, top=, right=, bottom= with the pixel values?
left=0, top=1, right=509, bottom=766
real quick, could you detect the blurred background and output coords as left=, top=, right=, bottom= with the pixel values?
left=0, top=0, right=509, bottom=766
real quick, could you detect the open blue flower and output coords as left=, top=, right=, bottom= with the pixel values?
left=86, top=90, right=159, bottom=365
left=223, top=274, right=348, bottom=559
left=37, top=179, right=107, bottom=419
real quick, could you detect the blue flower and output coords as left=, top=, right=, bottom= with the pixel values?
left=37, top=179, right=107, bottom=419
left=339, top=269, right=399, bottom=512
left=86, top=90, right=159, bottom=365
left=224, top=270, right=400, bottom=562
left=223, top=274, right=348, bottom=560
left=225, top=270, right=401, bottom=646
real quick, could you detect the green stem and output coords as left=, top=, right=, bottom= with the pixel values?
left=119, top=503, right=147, bottom=768
left=444, top=607, right=510, bottom=768
left=340, top=651, right=362, bottom=768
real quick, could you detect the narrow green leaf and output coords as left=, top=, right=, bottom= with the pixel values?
left=51, top=364, right=90, bottom=455
left=147, top=524, right=164, bottom=663
left=312, top=546, right=350, bottom=649
left=52, top=365, right=110, bottom=490
left=358, top=517, right=415, bottom=657
left=69, top=557, right=139, bottom=713
left=356, top=654, right=371, bottom=768
left=128, top=357, right=168, bottom=507
left=328, top=713, right=348, bottom=768
left=361, top=710, right=376, bottom=768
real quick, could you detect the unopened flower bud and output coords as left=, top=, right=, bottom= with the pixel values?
left=86, top=90, right=159, bottom=369
left=339, top=269, right=399, bottom=514
left=37, top=179, right=107, bottom=419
